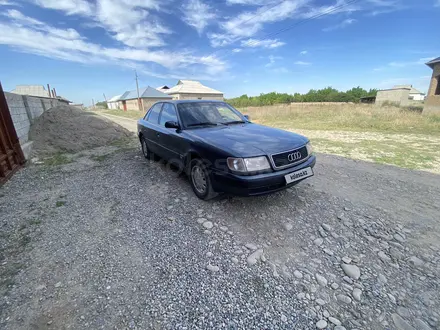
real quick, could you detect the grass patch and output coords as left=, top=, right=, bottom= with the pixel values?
left=311, top=137, right=438, bottom=170
left=104, top=109, right=144, bottom=120
left=44, top=153, right=72, bottom=166
left=91, top=154, right=111, bottom=162
left=56, top=201, right=66, bottom=207
left=243, top=104, right=440, bottom=135
left=110, top=136, right=138, bottom=150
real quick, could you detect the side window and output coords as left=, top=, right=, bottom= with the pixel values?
left=146, top=103, right=162, bottom=123
left=159, top=103, right=178, bottom=126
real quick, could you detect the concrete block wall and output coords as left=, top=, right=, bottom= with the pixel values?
left=4, top=92, right=66, bottom=158
left=375, top=88, right=410, bottom=107
left=5, top=92, right=31, bottom=144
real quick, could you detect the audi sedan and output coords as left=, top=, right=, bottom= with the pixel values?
left=137, top=100, right=316, bottom=200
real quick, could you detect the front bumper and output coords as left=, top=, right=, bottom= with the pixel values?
left=210, top=155, right=316, bottom=196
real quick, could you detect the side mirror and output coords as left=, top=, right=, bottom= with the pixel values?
left=165, top=121, right=180, bottom=129
left=244, top=115, right=250, bottom=121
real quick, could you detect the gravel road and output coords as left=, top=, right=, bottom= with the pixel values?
left=1, top=128, right=439, bottom=329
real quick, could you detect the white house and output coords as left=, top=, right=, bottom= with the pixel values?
left=394, top=85, right=425, bottom=101
left=107, top=94, right=122, bottom=109
left=163, top=80, right=223, bottom=100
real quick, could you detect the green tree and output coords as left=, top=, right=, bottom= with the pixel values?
left=95, top=101, right=108, bottom=109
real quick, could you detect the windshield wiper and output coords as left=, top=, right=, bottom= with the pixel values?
left=224, top=120, right=247, bottom=125
left=187, top=122, right=219, bottom=127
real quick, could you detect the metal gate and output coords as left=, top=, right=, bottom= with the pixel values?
left=0, top=82, right=25, bottom=185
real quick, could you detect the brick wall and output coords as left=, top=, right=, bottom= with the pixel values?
left=424, top=63, right=440, bottom=115
left=4, top=92, right=66, bottom=155
left=124, top=98, right=172, bottom=111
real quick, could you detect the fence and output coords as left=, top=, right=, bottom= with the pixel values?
left=4, top=92, right=67, bottom=159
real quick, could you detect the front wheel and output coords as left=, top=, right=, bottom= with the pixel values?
left=189, top=159, right=217, bottom=200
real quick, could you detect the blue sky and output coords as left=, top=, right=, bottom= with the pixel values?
left=0, top=0, right=438, bottom=105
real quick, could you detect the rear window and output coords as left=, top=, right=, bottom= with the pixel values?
left=146, top=103, right=162, bottom=123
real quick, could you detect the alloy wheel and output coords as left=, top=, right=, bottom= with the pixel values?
left=191, top=164, right=207, bottom=194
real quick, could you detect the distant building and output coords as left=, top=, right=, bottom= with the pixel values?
left=11, top=85, right=70, bottom=103
left=375, top=84, right=426, bottom=107
left=11, top=85, right=50, bottom=97
left=424, top=57, right=440, bottom=114
left=156, top=85, right=170, bottom=92
left=118, top=86, right=172, bottom=111
left=164, top=80, right=223, bottom=100
left=107, top=94, right=123, bottom=109
left=375, top=87, right=411, bottom=107
left=393, top=85, right=425, bottom=101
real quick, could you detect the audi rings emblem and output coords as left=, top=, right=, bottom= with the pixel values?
left=287, top=151, right=302, bottom=162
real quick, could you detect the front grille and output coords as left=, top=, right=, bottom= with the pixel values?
left=271, top=146, right=308, bottom=169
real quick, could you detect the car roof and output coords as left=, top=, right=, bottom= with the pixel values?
left=158, top=100, right=226, bottom=105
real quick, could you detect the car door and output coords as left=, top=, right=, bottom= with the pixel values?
left=141, top=102, right=163, bottom=155
left=156, top=103, right=185, bottom=161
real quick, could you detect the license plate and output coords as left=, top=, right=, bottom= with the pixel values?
left=285, top=167, right=314, bottom=184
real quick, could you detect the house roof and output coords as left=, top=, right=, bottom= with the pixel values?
left=107, top=94, right=123, bottom=102
left=393, top=85, right=425, bottom=95
left=426, top=57, right=440, bottom=69
left=164, top=80, right=223, bottom=95
left=119, top=86, right=172, bottom=100
left=157, top=85, right=169, bottom=90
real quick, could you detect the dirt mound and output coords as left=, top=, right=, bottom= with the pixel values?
left=29, top=105, right=132, bottom=155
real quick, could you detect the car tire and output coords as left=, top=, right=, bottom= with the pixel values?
left=140, top=136, right=158, bottom=161
left=189, top=159, right=217, bottom=201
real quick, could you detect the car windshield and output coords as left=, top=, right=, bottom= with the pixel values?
left=177, top=102, right=246, bottom=128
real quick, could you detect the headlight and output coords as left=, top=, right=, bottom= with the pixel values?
left=306, top=142, right=313, bottom=155
left=227, top=156, right=271, bottom=173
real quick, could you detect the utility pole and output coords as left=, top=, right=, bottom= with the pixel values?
left=103, top=93, right=107, bottom=102
left=135, top=70, right=142, bottom=111
left=92, top=98, right=95, bottom=109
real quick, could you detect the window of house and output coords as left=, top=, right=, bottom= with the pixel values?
left=159, top=103, right=178, bottom=126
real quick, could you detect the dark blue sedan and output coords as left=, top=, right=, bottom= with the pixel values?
left=137, top=100, right=316, bottom=200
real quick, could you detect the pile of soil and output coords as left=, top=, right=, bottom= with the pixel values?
left=29, top=105, right=132, bottom=155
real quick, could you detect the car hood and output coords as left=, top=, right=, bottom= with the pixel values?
left=185, top=123, right=308, bottom=157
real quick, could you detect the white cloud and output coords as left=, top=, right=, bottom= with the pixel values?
left=182, top=0, right=216, bottom=34
left=294, top=61, right=311, bottom=65
left=299, top=50, right=308, bottom=55
left=241, top=38, right=285, bottom=49
left=269, top=67, right=289, bottom=74
left=209, top=0, right=369, bottom=48
left=389, top=57, right=436, bottom=67
left=232, top=48, right=242, bottom=53
left=373, top=57, right=436, bottom=72
left=33, top=0, right=170, bottom=48
left=0, top=0, right=18, bottom=6
left=323, top=18, right=357, bottom=32
left=226, top=0, right=274, bottom=4
left=0, top=10, right=227, bottom=79
left=265, top=55, right=282, bottom=67
left=34, top=0, right=94, bottom=16
left=4, top=9, right=82, bottom=39
left=210, top=0, right=308, bottom=47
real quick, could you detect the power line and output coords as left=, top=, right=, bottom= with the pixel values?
left=193, top=0, right=361, bottom=70
left=201, top=0, right=292, bottom=60
left=245, top=0, right=360, bottom=46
